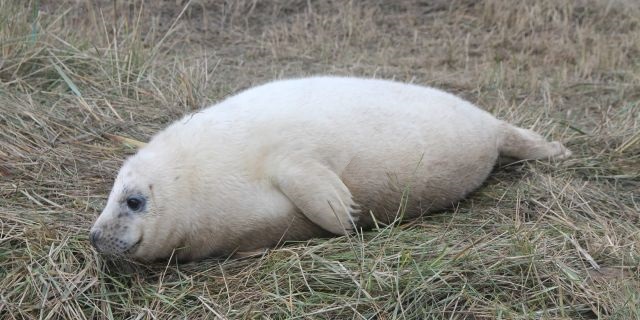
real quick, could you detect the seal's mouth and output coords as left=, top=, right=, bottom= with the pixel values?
left=124, top=237, right=142, bottom=255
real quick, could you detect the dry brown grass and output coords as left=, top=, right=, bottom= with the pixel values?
left=1, top=0, right=639, bottom=319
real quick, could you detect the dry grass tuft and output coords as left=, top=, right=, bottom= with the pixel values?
left=1, top=0, right=639, bottom=319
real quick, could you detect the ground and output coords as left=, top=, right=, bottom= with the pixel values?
left=1, top=0, right=639, bottom=319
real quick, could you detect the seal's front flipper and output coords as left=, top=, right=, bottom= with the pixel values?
left=271, top=159, right=358, bottom=235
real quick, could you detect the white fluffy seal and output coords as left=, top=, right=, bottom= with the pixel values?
left=89, top=76, right=571, bottom=262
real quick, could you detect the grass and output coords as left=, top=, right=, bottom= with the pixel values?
left=1, top=0, right=639, bottom=318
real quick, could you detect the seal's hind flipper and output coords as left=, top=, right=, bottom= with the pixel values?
left=498, top=123, right=571, bottom=161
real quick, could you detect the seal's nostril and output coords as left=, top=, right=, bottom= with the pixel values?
left=89, top=230, right=101, bottom=248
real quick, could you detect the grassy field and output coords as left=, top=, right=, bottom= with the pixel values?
left=1, top=0, right=639, bottom=318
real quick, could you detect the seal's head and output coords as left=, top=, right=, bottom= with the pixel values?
left=89, top=149, right=185, bottom=261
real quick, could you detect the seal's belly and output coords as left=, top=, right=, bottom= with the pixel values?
left=341, top=139, right=499, bottom=225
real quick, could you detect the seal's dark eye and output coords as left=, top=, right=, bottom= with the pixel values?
left=126, top=196, right=145, bottom=212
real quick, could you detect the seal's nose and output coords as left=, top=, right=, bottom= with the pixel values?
left=89, top=229, right=101, bottom=248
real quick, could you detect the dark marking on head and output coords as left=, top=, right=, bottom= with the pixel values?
left=148, top=184, right=155, bottom=203
left=119, top=186, right=132, bottom=203
left=174, top=176, right=180, bottom=181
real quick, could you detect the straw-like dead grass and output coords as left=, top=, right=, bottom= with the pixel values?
left=1, top=0, right=639, bottom=319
